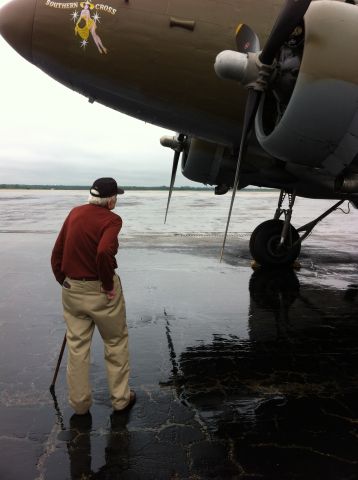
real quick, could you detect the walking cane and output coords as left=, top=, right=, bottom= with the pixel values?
left=49, top=333, right=67, bottom=393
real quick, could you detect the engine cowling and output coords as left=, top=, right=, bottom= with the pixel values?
left=181, top=137, right=235, bottom=186
left=255, top=0, right=358, bottom=176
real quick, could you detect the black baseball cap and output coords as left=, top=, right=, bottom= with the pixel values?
left=90, top=178, right=124, bottom=197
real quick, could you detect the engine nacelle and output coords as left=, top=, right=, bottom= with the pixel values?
left=181, top=137, right=234, bottom=186
left=255, top=1, right=358, bottom=176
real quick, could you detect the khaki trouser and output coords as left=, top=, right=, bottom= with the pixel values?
left=62, top=275, right=130, bottom=414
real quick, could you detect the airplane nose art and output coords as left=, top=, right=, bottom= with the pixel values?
left=0, top=0, right=36, bottom=62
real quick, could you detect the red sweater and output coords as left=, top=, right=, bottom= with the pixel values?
left=51, top=204, right=122, bottom=291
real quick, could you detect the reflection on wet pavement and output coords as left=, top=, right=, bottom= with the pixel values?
left=171, top=270, right=358, bottom=479
left=0, top=191, right=357, bottom=479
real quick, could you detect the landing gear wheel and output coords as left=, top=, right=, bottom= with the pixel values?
left=249, top=219, right=301, bottom=267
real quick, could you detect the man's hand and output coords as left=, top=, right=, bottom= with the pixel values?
left=102, top=287, right=116, bottom=300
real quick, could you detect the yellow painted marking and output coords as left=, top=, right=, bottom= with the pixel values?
left=235, top=23, right=243, bottom=36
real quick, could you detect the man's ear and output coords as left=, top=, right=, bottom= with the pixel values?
left=108, top=197, right=116, bottom=210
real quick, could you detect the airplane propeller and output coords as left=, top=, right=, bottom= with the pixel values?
left=160, top=133, right=186, bottom=223
left=219, top=0, right=312, bottom=261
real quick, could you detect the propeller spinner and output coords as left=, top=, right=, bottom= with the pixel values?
left=216, top=0, right=312, bottom=261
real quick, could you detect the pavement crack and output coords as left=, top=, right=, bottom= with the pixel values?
left=251, top=442, right=358, bottom=465
left=321, top=408, right=358, bottom=425
left=35, top=421, right=62, bottom=480
left=227, top=438, right=244, bottom=475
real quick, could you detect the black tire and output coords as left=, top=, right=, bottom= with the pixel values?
left=249, top=219, right=301, bottom=267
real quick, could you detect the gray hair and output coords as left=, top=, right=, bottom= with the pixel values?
left=88, top=194, right=116, bottom=207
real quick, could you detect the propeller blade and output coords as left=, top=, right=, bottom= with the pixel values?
left=259, top=0, right=311, bottom=65
left=164, top=149, right=181, bottom=224
left=220, top=89, right=261, bottom=261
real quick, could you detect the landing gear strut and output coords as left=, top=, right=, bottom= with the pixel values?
left=249, top=190, right=346, bottom=267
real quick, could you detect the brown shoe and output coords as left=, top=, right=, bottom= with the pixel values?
left=114, top=390, right=136, bottom=413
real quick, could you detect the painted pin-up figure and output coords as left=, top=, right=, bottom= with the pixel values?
left=75, top=1, right=108, bottom=54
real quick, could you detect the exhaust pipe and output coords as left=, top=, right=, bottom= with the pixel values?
left=335, top=173, right=358, bottom=194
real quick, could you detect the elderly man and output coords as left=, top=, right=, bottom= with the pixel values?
left=51, top=177, right=135, bottom=415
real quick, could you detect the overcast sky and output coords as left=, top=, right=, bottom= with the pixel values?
left=0, top=0, right=193, bottom=187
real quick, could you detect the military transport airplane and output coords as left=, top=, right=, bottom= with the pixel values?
left=0, top=0, right=357, bottom=266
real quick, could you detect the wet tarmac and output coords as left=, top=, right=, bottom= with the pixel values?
left=0, top=190, right=358, bottom=479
